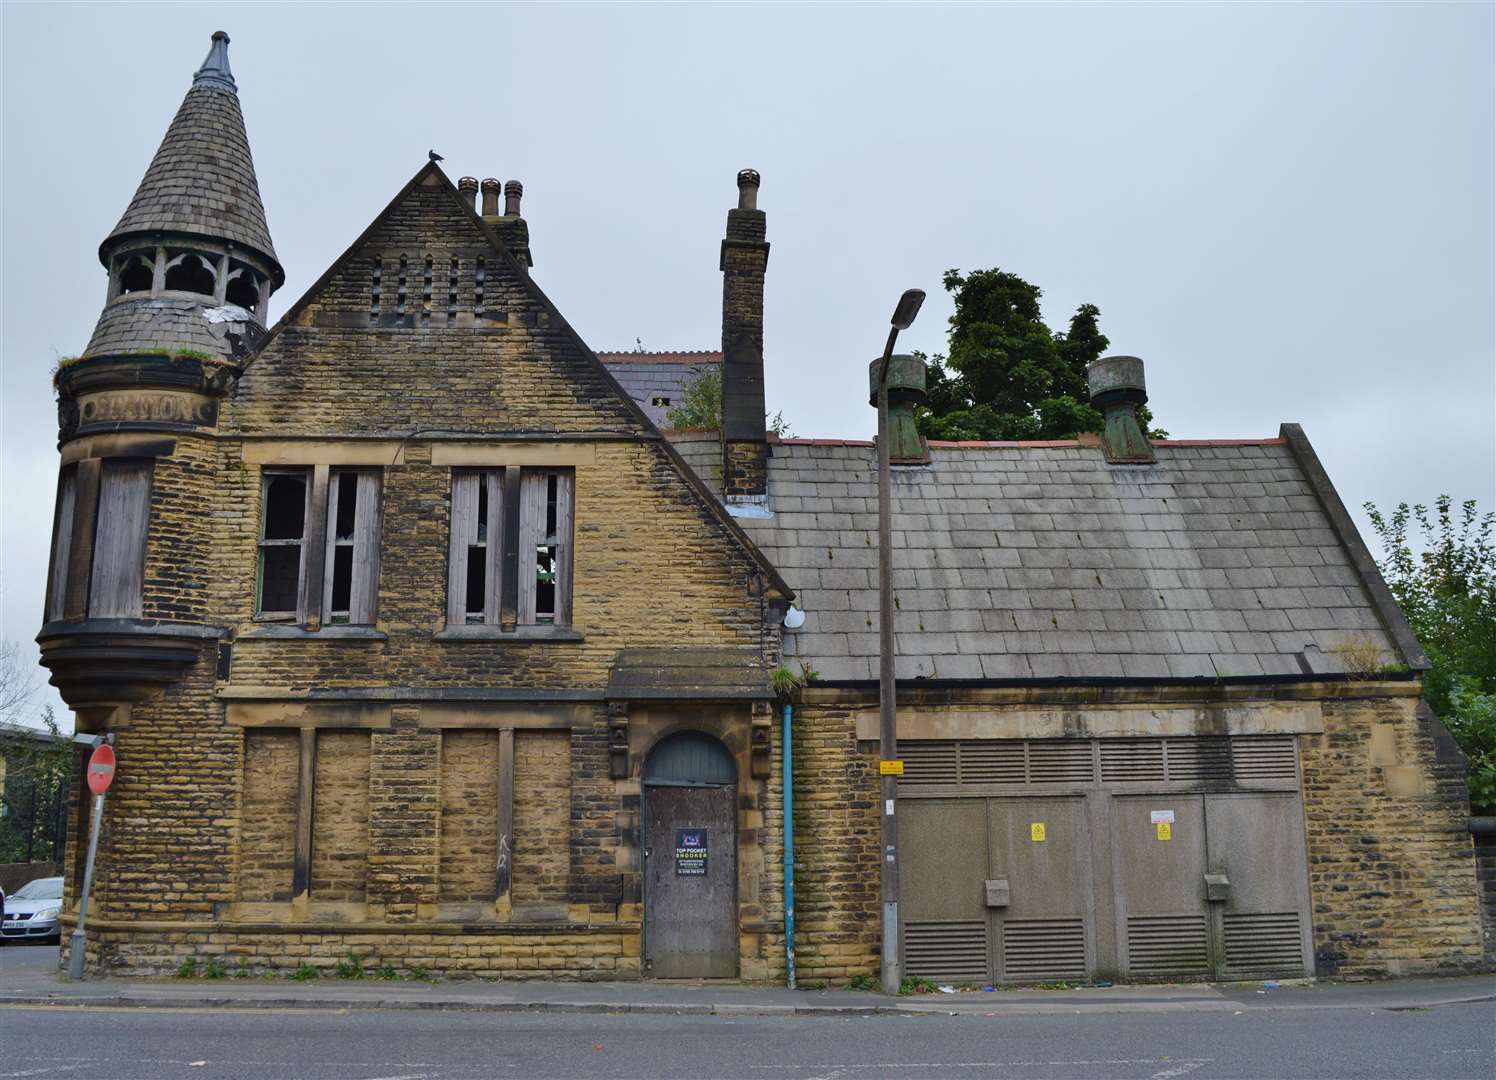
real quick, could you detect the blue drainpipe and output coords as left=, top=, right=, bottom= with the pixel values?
left=782, top=701, right=797, bottom=990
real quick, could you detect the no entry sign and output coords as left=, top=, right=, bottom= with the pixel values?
left=86, top=744, right=116, bottom=795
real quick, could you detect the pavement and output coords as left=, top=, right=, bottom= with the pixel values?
left=2, top=943, right=1492, bottom=1018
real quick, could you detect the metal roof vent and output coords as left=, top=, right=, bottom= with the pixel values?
left=1087, top=354, right=1155, bottom=464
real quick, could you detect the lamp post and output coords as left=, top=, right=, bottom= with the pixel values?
left=875, top=287, right=924, bottom=995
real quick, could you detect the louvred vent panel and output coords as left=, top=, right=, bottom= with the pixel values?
left=899, top=741, right=958, bottom=786
left=1227, top=737, right=1299, bottom=782
left=1001, top=918, right=1088, bottom=981
left=1164, top=737, right=1234, bottom=783
left=1223, top=912, right=1304, bottom=975
left=903, top=921, right=988, bottom=982
left=1026, top=741, right=1095, bottom=785
left=959, top=741, right=1026, bottom=785
left=1100, top=739, right=1166, bottom=783
left=1126, top=914, right=1211, bottom=978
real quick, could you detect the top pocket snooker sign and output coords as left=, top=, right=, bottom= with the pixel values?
left=674, top=828, right=708, bottom=876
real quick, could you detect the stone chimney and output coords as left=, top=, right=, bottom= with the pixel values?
left=457, top=176, right=479, bottom=212
left=479, top=177, right=532, bottom=270
left=720, top=169, right=771, bottom=509
left=868, top=354, right=930, bottom=464
left=480, top=178, right=501, bottom=215
left=1087, top=355, right=1156, bottom=464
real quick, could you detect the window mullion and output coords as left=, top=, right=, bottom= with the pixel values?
left=299, top=465, right=330, bottom=629
left=484, top=470, right=504, bottom=625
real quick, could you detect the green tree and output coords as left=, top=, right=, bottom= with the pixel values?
left=1367, top=497, right=1496, bottom=813
left=664, top=365, right=790, bottom=436
left=0, top=641, right=72, bottom=863
left=916, top=268, right=1162, bottom=441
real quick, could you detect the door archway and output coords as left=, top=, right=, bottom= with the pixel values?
left=642, top=730, right=738, bottom=978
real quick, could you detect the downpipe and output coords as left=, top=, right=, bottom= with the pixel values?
left=782, top=701, right=796, bottom=990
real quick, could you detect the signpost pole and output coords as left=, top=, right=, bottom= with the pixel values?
left=67, top=739, right=115, bottom=982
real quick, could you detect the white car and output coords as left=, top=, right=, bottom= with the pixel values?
left=1, top=876, right=63, bottom=944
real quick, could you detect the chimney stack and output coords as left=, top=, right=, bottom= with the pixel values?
left=480, top=178, right=501, bottom=216
left=457, top=176, right=479, bottom=212
left=719, top=168, right=771, bottom=510
left=1087, top=355, right=1156, bottom=464
left=504, top=180, right=523, bottom=216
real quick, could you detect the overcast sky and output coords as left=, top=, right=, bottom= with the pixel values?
left=3, top=3, right=1492, bottom=730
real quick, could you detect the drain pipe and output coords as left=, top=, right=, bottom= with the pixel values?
left=782, top=701, right=797, bottom=990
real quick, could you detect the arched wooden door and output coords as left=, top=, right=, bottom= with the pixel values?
left=642, top=731, right=738, bottom=978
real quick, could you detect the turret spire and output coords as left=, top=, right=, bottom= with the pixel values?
left=81, top=32, right=281, bottom=363
left=193, top=30, right=236, bottom=91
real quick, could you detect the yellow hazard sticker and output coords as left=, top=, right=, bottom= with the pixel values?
left=879, top=759, right=904, bottom=776
left=1156, top=822, right=1172, bottom=841
left=1030, top=822, right=1046, bottom=842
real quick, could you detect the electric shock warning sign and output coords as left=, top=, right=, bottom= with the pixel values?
left=675, top=829, right=708, bottom=876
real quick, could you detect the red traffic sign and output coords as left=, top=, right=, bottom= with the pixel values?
left=86, top=744, right=116, bottom=796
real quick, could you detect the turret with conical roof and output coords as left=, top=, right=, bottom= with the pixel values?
left=79, top=30, right=282, bottom=367
left=42, top=32, right=282, bottom=710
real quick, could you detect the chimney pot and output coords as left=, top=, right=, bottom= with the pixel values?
left=457, top=177, right=479, bottom=212
left=479, top=178, right=500, bottom=217
left=1087, top=354, right=1155, bottom=464
left=504, top=180, right=523, bottom=216
left=736, top=168, right=761, bottom=210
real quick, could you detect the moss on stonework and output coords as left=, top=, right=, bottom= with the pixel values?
left=52, top=348, right=234, bottom=388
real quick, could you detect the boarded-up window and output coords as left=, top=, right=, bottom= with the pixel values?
left=311, top=732, right=370, bottom=903
left=88, top=459, right=152, bottom=619
left=446, top=467, right=573, bottom=628
left=257, top=470, right=309, bottom=617
left=257, top=467, right=382, bottom=624
left=322, top=470, right=381, bottom=625
left=240, top=731, right=300, bottom=902
left=439, top=731, right=499, bottom=902
left=513, top=731, right=571, bottom=906
left=447, top=471, right=504, bottom=626
left=45, top=468, right=77, bottom=623
left=517, top=470, right=573, bottom=626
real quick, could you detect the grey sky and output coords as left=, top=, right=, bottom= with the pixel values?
left=3, top=3, right=1492, bottom=730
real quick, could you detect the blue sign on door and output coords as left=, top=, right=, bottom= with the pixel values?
left=674, top=828, right=708, bottom=876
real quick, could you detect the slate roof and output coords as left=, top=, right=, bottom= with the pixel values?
left=84, top=296, right=262, bottom=361
left=102, top=40, right=279, bottom=274
left=598, top=352, right=721, bottom=427
left=669, top=430, right=1411, bottom=683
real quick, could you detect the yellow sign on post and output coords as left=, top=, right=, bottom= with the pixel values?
left=1030, top=822, right=1046, bottom=842
left=1156, top=822, right=1172, bottom=842
left=878, top=760, right=904, bottom=776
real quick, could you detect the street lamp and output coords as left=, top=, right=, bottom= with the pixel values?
left=873, top=287, right=924, bottom=995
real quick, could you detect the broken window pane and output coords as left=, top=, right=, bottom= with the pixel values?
left=257, top=470, right=308, bottom=616
left=330, top=545, right=353, bottom=618
left=259, top=546, right=301, bottom=613
left=534, top=545, right=556, bottom=623
left=334, top=472, right=358, bottom=541
left=264, top=475, right=306, bottom=540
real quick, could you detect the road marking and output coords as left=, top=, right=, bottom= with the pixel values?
left=751, top=1060, right=1215, bottom=1070
left=1152, top=1062, right=1209, bottom=1079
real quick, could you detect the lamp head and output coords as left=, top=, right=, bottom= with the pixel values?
left=890, top=288, right=925, bottom=331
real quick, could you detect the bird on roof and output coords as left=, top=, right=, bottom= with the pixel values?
left=429, top=150, right=444, bottom=163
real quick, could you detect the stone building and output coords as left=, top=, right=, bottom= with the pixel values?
left=39, top=34, right=1486, bottom=981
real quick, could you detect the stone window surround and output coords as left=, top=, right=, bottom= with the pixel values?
left=441, top=466, right=576, bottom=637
left=252, top=464, right=383, bottom=632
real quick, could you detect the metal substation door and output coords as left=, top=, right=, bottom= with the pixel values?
left=642, top=731, right=738, bottom=978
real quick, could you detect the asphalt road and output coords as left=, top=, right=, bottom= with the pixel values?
left=1, top=999, right=1491, bottom=1080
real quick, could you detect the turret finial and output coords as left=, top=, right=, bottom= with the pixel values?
left=193, top=31, right=236, bottom=91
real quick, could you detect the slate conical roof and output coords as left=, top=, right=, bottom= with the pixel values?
left=101, top=32, right=281, bottom=282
